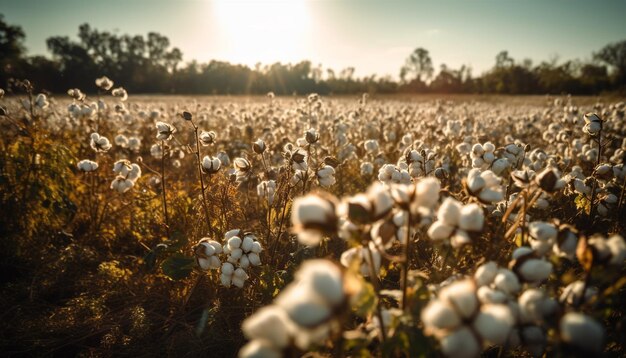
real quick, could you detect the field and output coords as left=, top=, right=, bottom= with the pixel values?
left=1, top=85, right=625, bottom=357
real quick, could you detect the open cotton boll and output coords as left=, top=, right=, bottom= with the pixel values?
left=450, top=230, right=471, bottom=248
left=248, top=252, right=261, bottom=266
left=528, top=221, right=557, bottom=242
left=241, top=235, right=254, bottom=252
left=474, top=261, right=498, bottom=287
left=458, top=204, right=484, bottom=232
left=296, top=260, right=345, bottom=306
left=560, top=313, right=604, bottom=353
left=439, top=279, right=478, bottom=319
left=518, top=289, right=557, bottom=324
left=276, top=284, right=332, bottom=327
left=494, top=269, right=521, bottom=295
left=228, top=236, right=243, bottom=250
left=477, top=286, right=508, bottom=304
left=421, top=300, right=461, bottom=335
left=607, top=234, right=626, bottom=265
left=238, top=339, right=281, bottom=358
left=440, top=326, right=481, bottom=358
left=473, top=304, right=516, bottom=346
left=415, top=177, right=441, bottom=209
left=428, top=221, right=455, bottom=241
left=242, top=306, right=294, bottom=348
left=517, top=259, right=552, bottom=282
left=438, top=197, right=462, bottom=226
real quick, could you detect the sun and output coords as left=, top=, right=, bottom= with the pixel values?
left=211, top=0, right=311, bottom=66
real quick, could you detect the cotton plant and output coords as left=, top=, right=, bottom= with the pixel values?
left=427, top=197, right=485, bottom=248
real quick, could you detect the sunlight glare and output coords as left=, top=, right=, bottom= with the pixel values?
left=212, top=0, right=311, bottom=66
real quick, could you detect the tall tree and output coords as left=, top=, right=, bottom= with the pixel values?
left=400, top=47, right=434, bottom=83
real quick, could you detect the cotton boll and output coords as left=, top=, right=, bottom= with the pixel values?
left=560, top=313, right=604, bottom=353
left=228, top=236, right=243, bottom=249
left=220, top=273, right=232, bottom=287
left=222, top=262, right=234, bottom=276
left=473, top=304, right=516, bottom=346
left=428, top=221, right=455, bottom=241
left=494, top=269, right=521, bottom=295
left=439, top=279, right=478, bottom=319
left=277, top=285, right=332, bottom=327
left=242, top=235, right=254, bottom=252
left=240, top=255, right=250, bottom=269
left=607, top=235, right=626, bottom=265
left=238, top=340, right=281, bottom=358
left=248, top=252, right=261, bottom=266
left=230, top=248, right=243, bottom=260
left=517, top=259, right=552, bottom=282
left=421, top=300, right=461, bottom=335
left=450, top=230, right=471, bottom=248
left=242, top=306, right=293, bottom=348
left=560, top=281, right=598, bottom=305
left=415, top=177, right=441, bottom=209
left=474, top=261, right=498, bottom=287
left=458, top=204, right=484, bottom=232
left=296, top=260, right=345, bottom=306
left=440, top=327, right=481, bottom=358
left=232, top=276, right=246, bottom=288
left=477, top=286, right=508, bottom=304
left=518, top=289, right=557, bottom=324
left=512, top=246, right=534, bottom=260
left=250, top=241, right=262, bottom=254
left=438, top=197, right=462, bottom=226
left=491, top=158, right=509, bottom=175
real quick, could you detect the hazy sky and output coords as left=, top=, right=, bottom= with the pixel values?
left=1, top=0, right=625, bottom=78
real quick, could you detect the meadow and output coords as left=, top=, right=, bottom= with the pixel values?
left=0, top=80, right=625, bottom=357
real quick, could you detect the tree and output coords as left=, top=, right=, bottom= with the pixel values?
left=594, top=40, right=626, bottom=87
left=0, top=14, right=26, bottom=87
left=400, top=47, right=433, bottom=83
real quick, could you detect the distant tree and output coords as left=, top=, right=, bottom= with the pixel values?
left=594, top=40, right=626, bottom=87
left=400, top=47, right=433, bottom=83
left=495, top=51, right=514, bottom=68
left=0, top=14, right=26, bottom=87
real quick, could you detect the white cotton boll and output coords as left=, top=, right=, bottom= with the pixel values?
left=483, top=151, right=495, bottom=164
left=292, top=194, right=335, bottom=230
left=473, top=304, right=516, bottom=346
left=519, top=289, right=557, bottom=324
left=475, top=261, right=498, bottom=287
left=240, top=255, right=250, bottom=269
left=232, top=276, right=246, bottom=288
left=477, top=286, right=508, bottom=304
left=440, top=326, right=481, bottom=358
left=208, top=256, right=221, bottom=269
left=228, top=236, right=242, bottom=249
left=560, top=313, right=604, bottom=353
left=428, top=221, right=455, bottom=241
left=248, top=252, right=261, bottom=266
left=201, top=243, right=216, bottom=257
left=494, top=269, right=521, bottom=295
left=242, top=306, right=293, bottom=348
left=220, top=273, right=232, bottom=287
left=222, top=262, right=234, bottom=276
left=491, top=158, right=509, bottom=175
left=439, top=279, right=478, bottom=319
left=250, top=241, right=262, bottom=254
left=517, top=259, right=552, bottom=282
left=607, top=235, right=626, bottom=265
left=421, top=300, right=461, bottom=334
left=472, top=143, right=485, bottom=156
left=554, top=233, right=578, bottom=259
left=478, top=189, right=504, bottom=203
left=198, top=258, right=212, bottom=271
left=230, top=248, right=243, bottom=260
left=415, top=177, right=441, bottom=209
left=277, top=285, right=331, bottom=327
left=472, top=157, right=485, bottom=168
left=451, top=230, right=471, bottom=248
left=234, top=267, right=248, bottom=279
left=458, top=204, right=484, bottom=232
left=242, top=236, right=254, bottom=252
left=297, top=260, right=344, bottom=306
left=484, top=142, right=496, bottom=153
left=528, top=222, right=557, bottom=242
left=438, top=197, right=462, bottom=226
left=238, top=339, right=281, bottom=358
left=512, top=246, right=534, bottom=260
left=467, top=169, right=486, bottom=192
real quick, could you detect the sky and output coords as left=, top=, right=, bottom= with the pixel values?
left=1, top=0, right=625, bottom=79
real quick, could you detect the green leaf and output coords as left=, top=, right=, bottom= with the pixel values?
left=161, top=253, right=195, bottom=280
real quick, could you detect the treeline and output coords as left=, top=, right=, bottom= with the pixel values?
left=1, top=15, right=625, bottom=95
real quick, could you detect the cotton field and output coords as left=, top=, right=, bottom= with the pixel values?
left=0, top=80, right=625, bottom=357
